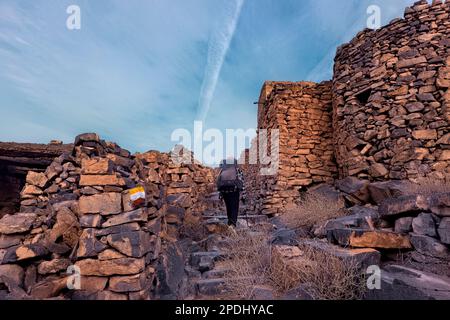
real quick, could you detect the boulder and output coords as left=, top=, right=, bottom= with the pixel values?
left=378, top=195, right=428, bottom=218
left=368, top=180, right=409, bottom=204
left=79, top=276, right=108, bottom=292
left=410, top=234, right=450, bottom=259
left=365, top=265, right=450, bottom=300
left=395, top=217, right=413, bottom=234
left=327, top=228, right=411, bottom=249
left=0, top=213, right=37, bottom=235
left=98, top=249, right=127, bottom=260
left=106, top=231, right=152, bottom=258
left=335, top=177, right=370, bottom=204
left=429, top=193, right=450, bottom=217
left=102, top=208, right=147, bottom=228
left=412, top=213, right=437, bottom=237
left=438, top=218, right=450, bottom=245
left=74, top=133, right=100, bottom=146
left=0, top=235, right=22, bottom=249
left=75, top=258, right=145, bottom=276
left=78, top=193, right=122, bottom=215
left=299, top=239, right=381, bottom=269
left=96, top=222, right=141, bottom=236
left=26, top=171, right=48, bottom=188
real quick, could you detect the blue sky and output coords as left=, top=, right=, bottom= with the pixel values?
left=0, top=0, right=418, bottom=154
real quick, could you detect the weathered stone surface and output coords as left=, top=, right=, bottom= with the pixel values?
left=379, top=195, right=428, bottom=217
left=81, top=158, right=113, bottom=175
left=30, top=276, right=68, bottom=299
left=438, top=218, right=450, bottom=245
left=335, top=177, right=370, bottom=203
left=0, top=234, right=22, bottom=249
left=79, top=175, right=126, bottom=187
left=79, top=214, right=103, bottom=228
left=0, top=264, right=24, bottom=286
left=155, top=243, right=185, bottom=299
left=47, top=207, right=80, bottom=248
left=74, top=133, right=100, bottom=146
left=98, top=249, right=126, bottom=260
left=410, top=234, right=450, bottom=259
left=109, top=272, right=149, bottom=293
left=328, top=228, right=411, bottom=249
left=412, top=129, right=438, bottom=140
left=78, top=193, right=122, bottom=215
left=106, top=231, right=152, bottom=258
left=79, top=276, right=108, bottom=292
left=429, top=193, right=450, bottom=217
left=368, top=180, right=409, bottom=205
left=26, top=171, right=48, bottom=188
left=365, top=265, right=450, bottom=300
left=300, top=239, right=381, bottom=269
left=412, top=213, right=437, bottom=237
left=77, top=229, right=108, bottom=258
left=75, top=258, right=145, bottom=276
left=102, top=208, right=147, bottom=228
left=0, top=213, right=37, bottom=235
left=38, top=259, right=71, bottom=275
left=395, top=217, right=413, bottom=234
left=196, top=278, right=227, bottom=296
left=2, top=244, right=48, bottom=263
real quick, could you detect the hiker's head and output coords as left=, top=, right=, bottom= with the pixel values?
left=221, top=156, right=237, bottom=167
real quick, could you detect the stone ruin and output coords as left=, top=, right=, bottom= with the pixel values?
left=0, top=133, right=220, bottom=300
left=242, top=0, right=450, bottom=215
left=1, top=0, right=450, bottom=301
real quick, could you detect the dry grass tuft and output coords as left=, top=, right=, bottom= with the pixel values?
left=222, top=228, right=272, bottom=299
left=280, top=191, right=346, bottom=229
left=406, top=174, right=450, bottom=196
left=269, top=244, right=366, bottom=300
left=223, top=227, right=366, bottom=300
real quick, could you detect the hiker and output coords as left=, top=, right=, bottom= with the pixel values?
left=216, top=157, right=246, bottom=228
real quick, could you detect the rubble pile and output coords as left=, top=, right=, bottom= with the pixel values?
left=0, top=134, right=217, bottom=300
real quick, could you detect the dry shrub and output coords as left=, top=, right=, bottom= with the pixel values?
left=281, top=191, right=346, bottom=229
left=222, top=229, right=272, bottom=299
left=223, top=228, right=365, bottom=300
left=179, top=212, right=207, bottom=241
left=269, top=244, right=366, bottom=300
left=406, top=174, right=450, bottom=196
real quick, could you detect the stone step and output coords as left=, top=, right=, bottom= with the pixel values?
left=195, top=278, right=228, bottom=296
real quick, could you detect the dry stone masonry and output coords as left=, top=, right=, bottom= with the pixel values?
left=243, top=0, right=450, bottom=215
left=0, top=134, right=218, bottom=300
left=333, top=0, right=450, bottom=180
left=243, top=81, right=337, bottom=215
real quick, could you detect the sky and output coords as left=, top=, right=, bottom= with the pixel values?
left=0, top=0, right=420, bottom=158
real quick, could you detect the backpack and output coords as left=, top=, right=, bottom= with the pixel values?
left=216, top=164, right=243, bottom=192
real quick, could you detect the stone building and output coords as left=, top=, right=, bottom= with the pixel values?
left=243, top=0, right=450, bottom=215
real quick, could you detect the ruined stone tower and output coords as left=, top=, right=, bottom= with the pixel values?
left=243, top=0, right=450, bottom=215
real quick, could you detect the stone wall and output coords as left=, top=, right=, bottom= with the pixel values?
left=0, top=142, right=72, bottom=218
left=242, top=81, right=337, bottom=215
left=0, top=134, right=217, bottom=300
left=332, top=0, right=450, bottom=181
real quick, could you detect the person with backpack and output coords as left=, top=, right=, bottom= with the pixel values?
left=216, top=157, right=246, bottom=228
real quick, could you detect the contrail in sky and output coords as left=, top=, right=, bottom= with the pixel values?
left=196, top=0, right=245, bottom=121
